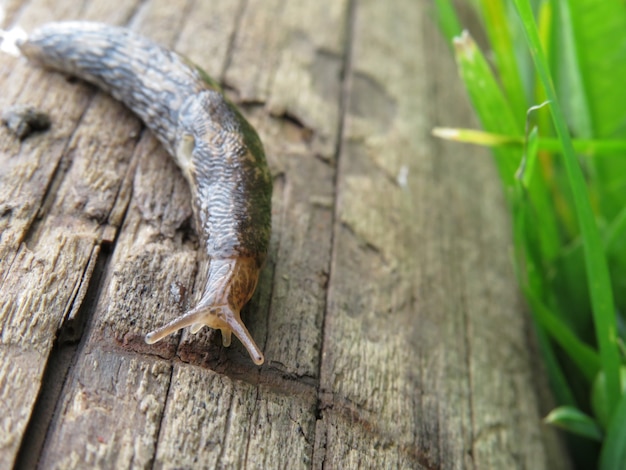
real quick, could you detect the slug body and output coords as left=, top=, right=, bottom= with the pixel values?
left=18, top=22, right=271, bottom=365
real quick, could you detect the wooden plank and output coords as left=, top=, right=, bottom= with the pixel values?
left=221, top=0, right=344, bottom=376
left=0, top=0, right=572, bottom=468
left=317, top=1, right=571, bottom=469
left=153, top=366, right=317, bottom=469
left=33, top=1, right=338, bottom=467
left=38, top=349, right=171, bottom=468
left=0, top=0, right=145, bottom=466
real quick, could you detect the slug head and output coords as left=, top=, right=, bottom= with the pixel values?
left=145, top=257, right=264, bottom=365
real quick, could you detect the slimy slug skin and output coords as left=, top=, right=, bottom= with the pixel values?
left=17, top=22, right=271, bottom=365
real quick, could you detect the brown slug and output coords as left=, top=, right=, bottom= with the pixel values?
left=15, top=22, right=271, bottom=365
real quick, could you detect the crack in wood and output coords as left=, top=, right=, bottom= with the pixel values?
left=57, top=244, right=100, bottom=343
left=18, top=95, right=95, bottom=249
left=219, top=0, right=248, bottom=82
left=150, top=364, right=174, bottom=469
left=13, top=341, right=79, bottom=470
left=313, top=0, right=357, bottom=468
left=215, top=383, right=237, bottom=467
left=320, top=392, right=438, bottom=470
left=13, top=242, right=113, bottom=468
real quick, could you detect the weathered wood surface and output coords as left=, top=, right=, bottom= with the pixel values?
left=0, top=0, right=571, bottom=468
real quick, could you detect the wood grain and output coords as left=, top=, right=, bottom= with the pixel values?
left=0, top=0, right=571, bottom=468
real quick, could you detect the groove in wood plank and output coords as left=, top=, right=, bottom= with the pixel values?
left=38, top=350, right=172, bottom=468
left=0, top=0, right=153, bottom=465
left=13, top=341, right=78, bottom=470
left=152, top=365, right=316, bottom=469
left=12, top=240, right=117, bottom=470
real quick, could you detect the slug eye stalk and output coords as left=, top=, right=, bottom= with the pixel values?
left=145, top=305, right=265, bottom=365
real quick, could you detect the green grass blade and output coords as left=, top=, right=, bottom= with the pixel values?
left=433, top=127, right=626, bottom=156
left=452, top=31, right=521, bottom=189
left=534, top=0, right=554, bottom=135
left=561, top=0, right=626, bottom=221
left=545, top=406, right=603, bottom=442
left=511, top=179, right=580, bottom=410
left=513, top=0, right=622, bottom=417
left=478, top=0, right=527, bottom=125
left=605, top=207, right=626, bottom=255
left=514, top=125, right=539, bottom=190
left=563, top=0, right=626, bottom=138
left=535, top=327, right=578, bottom=407
left=552, top=0, right=593, bottom=138
left=599, top=390, right=626, bottom=470
left=432, top=0, right=462, bottom=44
left=453, top=31, right=562, bottom=261
left=525, top=290, right=601, bottom=381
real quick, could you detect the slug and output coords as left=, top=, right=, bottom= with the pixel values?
left=15, top=22, right=271, bottom=365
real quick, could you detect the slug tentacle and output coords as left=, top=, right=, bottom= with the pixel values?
left=16, top=22, right=271, bottom=365
left=144, top=305, right=264, bottom=366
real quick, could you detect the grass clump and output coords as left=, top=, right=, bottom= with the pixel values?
left=433, top=0, right=626, bottom=467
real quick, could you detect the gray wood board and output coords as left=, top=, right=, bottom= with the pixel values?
left=0, top=0, right=570, bottom=468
